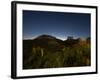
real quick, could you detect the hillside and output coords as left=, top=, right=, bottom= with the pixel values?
left=23, top=35, right=91, bottom=69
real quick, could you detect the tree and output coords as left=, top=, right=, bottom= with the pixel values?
left=86, top=37, right=90, bottom=43
left=67, top=36, right=73, bottom=40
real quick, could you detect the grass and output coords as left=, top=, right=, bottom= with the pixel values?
left=23, top=39, right=91, bottom=69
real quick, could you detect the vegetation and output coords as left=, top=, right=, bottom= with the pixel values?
left=23, top=35, right=91, bottom=69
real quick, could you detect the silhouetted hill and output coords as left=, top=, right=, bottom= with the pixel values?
left=34, top=34, right=57, bottom=40
left=23, top=34, right=65, bottom=53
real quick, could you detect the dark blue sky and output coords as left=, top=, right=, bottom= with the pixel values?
left=23, top=10, right=90, bottom=40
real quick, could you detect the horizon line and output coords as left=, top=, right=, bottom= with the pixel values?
left=23, top=34, right=90, bottom=41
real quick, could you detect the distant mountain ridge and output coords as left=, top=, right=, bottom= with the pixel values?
left=34, top=34, right=57, bottom=40
left=23, top=34, right=90, bottom=52
left=23, top=34, right=65, bottom=53
left=33, top=34, right=64, bottom=50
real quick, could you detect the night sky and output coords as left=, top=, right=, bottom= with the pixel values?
left=23, top=10, right=90, bottom=40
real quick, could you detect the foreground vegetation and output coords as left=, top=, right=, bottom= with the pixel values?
left=23, top=35, right=91, bottom=69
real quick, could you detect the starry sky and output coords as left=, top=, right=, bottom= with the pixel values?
left=23, top=10, right=90, bottom=40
